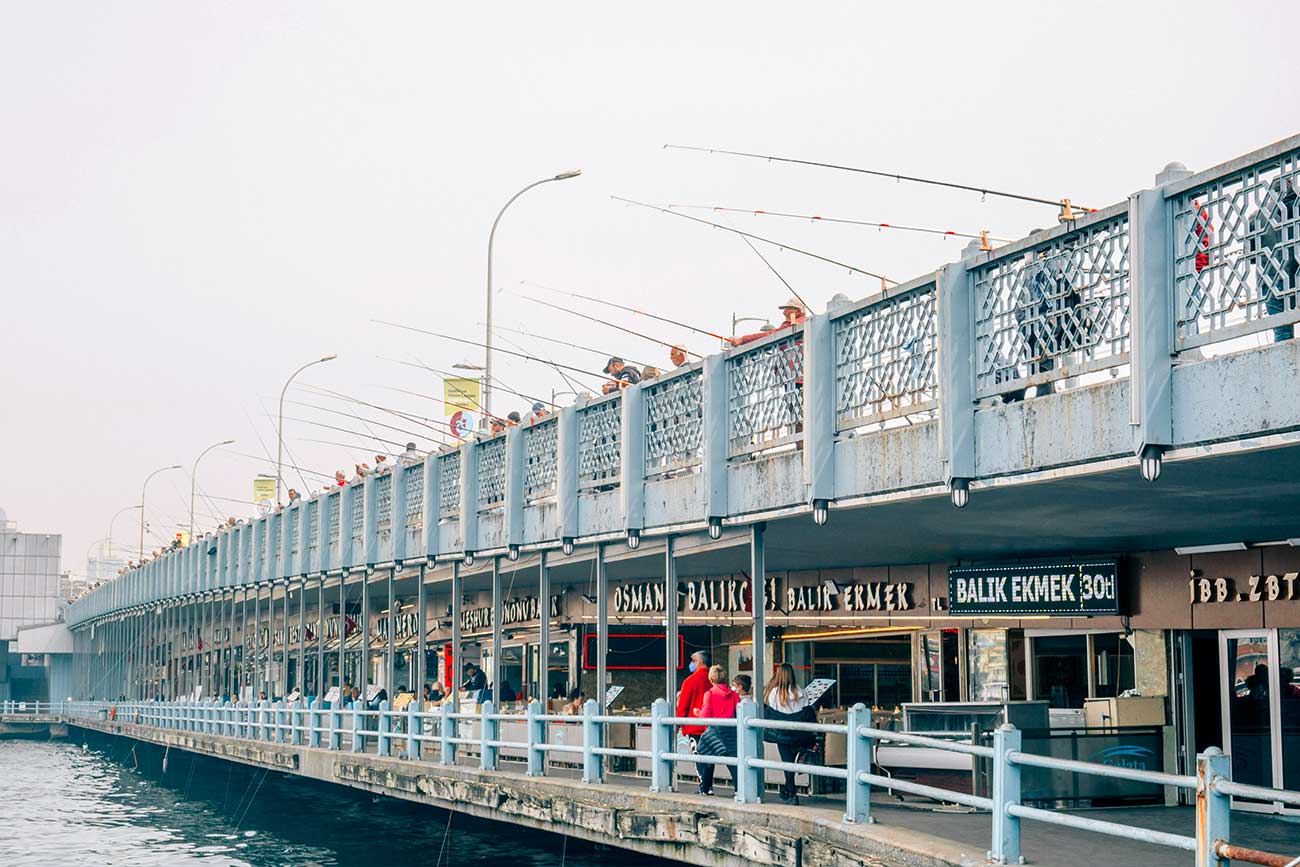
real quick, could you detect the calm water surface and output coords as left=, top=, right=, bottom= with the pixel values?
left=0, top=737, right=670, bottom=867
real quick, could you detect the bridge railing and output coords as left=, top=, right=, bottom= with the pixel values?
left=1170, top=139, right=1300, bottom=351
left=727, top=326, right=804, bottom=458
left=832, top=279, right=939, bottom=431
left=973, top=205, right=1132, bottom=401
left=576, top=393, right=622, bottom=490
left=642, top=366, right=703, bottom=478
left=58, top=696, right=1300, bottom=866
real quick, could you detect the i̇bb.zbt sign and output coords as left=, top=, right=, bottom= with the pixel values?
left=948, top=559, right=1120, bottom=616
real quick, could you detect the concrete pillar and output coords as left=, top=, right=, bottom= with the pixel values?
left=664, top=537, right=678, bottom=704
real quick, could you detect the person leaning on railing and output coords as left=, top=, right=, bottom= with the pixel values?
left=762, top=662, right=817, bottom=805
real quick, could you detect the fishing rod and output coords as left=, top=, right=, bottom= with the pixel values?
left=373, top=319, right=613, bottom=382
left=274, top=414, right=417, bottom=453
left=292, top=383, right=458, bottom=440
left=667, top=203, right=1014, bottom=245
left=282, top=397, right=450, bottom=445
left=485, top=321, right=650, bottom=369
left=375, top=357, right=521, bottom=423
left=299, top=436, right=399, bottom=457
left=513, top=293, right=704, bottom=359
left=404, top=355, right=562, bottom=414
left=663, top=144, right=1096, bottom=218
left=491, top=331, right=586, bottom=397
left=523, top=280, right=729, bottom=343
left=612, top=195, right=898, bottom=285
left=714, top=212, right=810, bottom=311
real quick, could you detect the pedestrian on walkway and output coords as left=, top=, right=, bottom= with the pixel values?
left=695, top=664, right=740, bottom=795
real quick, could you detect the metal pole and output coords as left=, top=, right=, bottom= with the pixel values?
left=281, top=579, right=290, bottom=698
left=298, top=576, right=306, bottom=696
left=451, top=562, right=462, bottom=715
left=386, top=570, right=395, bottom=693
left=750, top=523, right=767, bottom=701
left=416, top=564, right=428, bottom=699
left=316, top=575, right=325, bottom=698
left=276, top=355, right=337, bottom=506
left=484, top=171, right=581, bottom=417
left=491, top=558, right=502, bottom=700
left=538, top=551, right=550, bottom=705
left=596, top=543, right=608, bottom=712
left=338, top=575, right=346, bottom=698
left=189, top=440, right=235, bottom=539
left=139, top=465, right=182, bottom=563
left=664, top=536, right=678, bottom=704
left=361, top=572, right=371, bottom=701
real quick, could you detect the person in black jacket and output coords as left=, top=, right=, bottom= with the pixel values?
left=761, top=663, right=816, bottom=804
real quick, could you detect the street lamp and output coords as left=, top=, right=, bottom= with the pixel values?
left=485, top=170, right=581, bottom=416
left=140, top=466, right=183, bottom=558
left=277, top=354, right=338, bottom=505
left=107, top=504, right=141, bottom=564
left=190, top=439, right=236, bottom=538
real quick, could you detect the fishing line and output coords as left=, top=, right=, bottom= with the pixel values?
left=717, top=212, right=810, bottom=310
left=662, top=143, right=1096, bottom=217
left=523, top=280, right=729, bottom=343
left=514, top=293, right=703, bottom=358
left=612, top=196, right=898, bottom=284
left=668, top=203, right=1013, bottom=244
left=373, top=320, right=611, bottom=383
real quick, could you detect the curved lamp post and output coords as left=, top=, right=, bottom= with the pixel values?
left=140, top=466, right=183, bottom=558
left=484, top=170, right=581, bottom=416
left=276, top=354, right=337, bottom=505
left=190, top=439, right=236, bottom=538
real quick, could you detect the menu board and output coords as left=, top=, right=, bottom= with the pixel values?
left=803, top=678, right=836, bottom=706
left=324, top=686, right=340, bottom=703
left=605, top=685, right=625, bottom=706
left=365, top=685, right=384, bottom=702
left=392, top=692, right=417, bottom=712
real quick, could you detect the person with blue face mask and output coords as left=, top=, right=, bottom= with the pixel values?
left=675, top=650, right=712, bottom=745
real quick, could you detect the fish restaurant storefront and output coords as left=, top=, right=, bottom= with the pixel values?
left=583, top=544, right=1300, bottom=811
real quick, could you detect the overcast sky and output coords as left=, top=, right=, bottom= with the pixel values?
left=1, top=1, right=1295, bottom=573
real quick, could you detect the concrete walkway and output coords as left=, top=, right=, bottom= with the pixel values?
left=71, top=718, right=1300, bottom=867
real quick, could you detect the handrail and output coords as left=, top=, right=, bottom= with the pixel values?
left=52, top=697, right=1300, bottom=867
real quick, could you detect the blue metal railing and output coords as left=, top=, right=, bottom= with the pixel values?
left=56, top=696, right=1296, bottom=865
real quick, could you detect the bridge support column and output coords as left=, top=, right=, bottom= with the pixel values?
left=803, top=310, right=835, bottom=522
left=702, top=354, right=728, bottom=537
left=621, top=382, right=646, bottom=546
left=1129, top=161, right=1191, bottom=482
left=938, top=249, right=978, bottom=507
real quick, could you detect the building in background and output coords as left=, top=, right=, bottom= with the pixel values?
left=0, top=507, right=63, bottom=702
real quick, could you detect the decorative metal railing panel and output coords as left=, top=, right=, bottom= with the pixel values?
left=374, top=473, right=392, bottom=532
left=727, top=330, right=805, bottom=456
left=833, top=284, right=937, bottom=430
left=404, top=464, right=424, bottom=528
left=477, top=436, right=507, bottom=510
left=1173, top=148, right=1300, bottom=348
left=285, top=509, right=299, bottom=556
left=644, top=369, right=703, bottom=476
left=438, top=451, right=461, bottom=518
left=578, top=396, right=622, bottom=488
left=350, top=488, right=364, bottom=543
left=327, top=492, right=340, bottom=545
left=973, top=215, right=1130, bottom=399
left=305, top=500, right=319, bottom=551
left=524, top=418, right=559, bottom=500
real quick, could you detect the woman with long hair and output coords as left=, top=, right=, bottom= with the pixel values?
left=695, top=664, right=741, bottom=795
left=762, top=662, right=815, bottom=803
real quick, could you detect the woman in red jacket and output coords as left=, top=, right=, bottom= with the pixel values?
left=675, top=650, right=713, bottom=742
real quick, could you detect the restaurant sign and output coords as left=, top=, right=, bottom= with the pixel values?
left=948, top=559, right=1120, bottom=616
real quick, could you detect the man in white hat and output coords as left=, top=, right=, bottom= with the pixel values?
left=729, top=297, right=807, bottom=346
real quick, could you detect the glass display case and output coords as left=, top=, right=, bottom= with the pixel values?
left=902, top=700, right=1049, bottom=734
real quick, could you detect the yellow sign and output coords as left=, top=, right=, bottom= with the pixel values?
left=443, top=377, right=480, bottom=415
left=174, top=531, right=191, bottom=547
left=253, top=478, right=276, bottom=515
